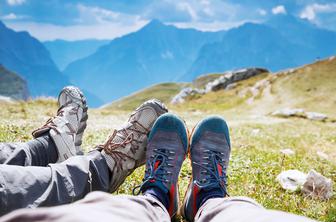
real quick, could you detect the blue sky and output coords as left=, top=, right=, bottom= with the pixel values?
left=1, top=0, right=336, bottom=41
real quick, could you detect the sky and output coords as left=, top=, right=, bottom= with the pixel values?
left=1, top=0, right=336, bottom=41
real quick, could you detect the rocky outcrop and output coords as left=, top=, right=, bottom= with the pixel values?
left=0, top=65, right=29, bottom=100
left=171, top=67, right=269, bottom=104
left=204, top=68, right=268, bottom=93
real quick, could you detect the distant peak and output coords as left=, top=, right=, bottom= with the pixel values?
left=0, top=20, right=6, bottom=28
left=145, top=19, right=165, bottom=28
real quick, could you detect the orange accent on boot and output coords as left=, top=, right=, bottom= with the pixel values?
left=192, top=184, right=199, bottom=217
left=154, top=160, right=161, bottom=170
left=168, top=184, right=175, bottom=216
left=217, top=164, right=223, bottom=177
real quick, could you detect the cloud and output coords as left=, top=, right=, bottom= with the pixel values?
left=300, top=3, right=336, bottom=21
left=6, top=0, right=25, bottom=6
left=171, top=19, right=258, bottom=32
left=1, top=13, right=28, bottom=20
left=76, top=4, right=120, bottom=24
left=1, top=13, right=17, bottom=20
left=272, top=5, right=287, bottom=15
left=4, top=20, right=148, bottom=41
left=142, top=0, right=242, bottom=23
left=257, top=9, right=267, bottom=16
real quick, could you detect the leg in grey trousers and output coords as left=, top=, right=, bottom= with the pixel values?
left=0, top=193, right=317, bottom=222
left=0, top=150, right=110, bottom=216
left=0, top=134, right=58, bottom=166
left=195, top=197, right=317, bottom=222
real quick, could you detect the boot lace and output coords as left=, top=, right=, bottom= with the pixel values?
left=98, top=119, right=149, bottom=173
left=132, top=148, right=175, bottom=195
left=193, top=149, right=228, bottom=195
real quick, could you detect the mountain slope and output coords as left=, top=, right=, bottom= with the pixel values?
left=108, top=56, right=336, bottom=120
left=0, top=65, right=29, bottom=100
left=105, top=82, right=187, bottom=110
left=64, top=20, right=224, bottom=106
left=183, top=22, right=316, bottom=80
left=267, top=14, right=336, bottom=58
left=0, top=21, right=68, bottom=97
left=184, top=15, right=336, bottom=81
left=44, top=39, right=110, bottom=70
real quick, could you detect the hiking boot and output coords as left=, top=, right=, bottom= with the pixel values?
left=181, top=116, right=231, bottom=222
left=99, top=99, right=168, bottom=192
left=32, top=86, right=88, bottom=162
left=132, top=113, right=188, bottom=218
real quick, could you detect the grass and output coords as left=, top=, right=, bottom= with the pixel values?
left=105, top=82, right=188, bottom=111
left=0, top=99, right=335, bottom=222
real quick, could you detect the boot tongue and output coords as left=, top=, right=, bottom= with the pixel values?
left=143, top=180, right=169, bottom=194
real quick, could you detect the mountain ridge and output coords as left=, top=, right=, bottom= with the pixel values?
left=0, top=21, right=68, bottom=97
left=64, top=20, right=225, bottom=106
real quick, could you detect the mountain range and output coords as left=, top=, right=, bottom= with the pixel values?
left=63, top=20, right=224, bottom=105
left=184, top=15, right=336, bottom=80
left=0, top=21, right=68, bottom=97
left=44, top=39, right=109, bottom=70
left=1, top=15, right=336, bottom=107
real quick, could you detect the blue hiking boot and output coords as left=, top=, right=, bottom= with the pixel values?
left=181, top=116, right=231, bottom=222
left=133, top=113, right=188, bottom=218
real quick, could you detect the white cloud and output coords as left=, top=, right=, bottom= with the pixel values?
left=257, top=9, right=267, bottom=16
left=176, top=2, right=198, bottom=21
left=143, top=0, right=240, bottom=23
left=1, top=13, right=28, bottom=20
left=272, top=5, right=287, bottom=15
left=171, top=19, right=259, bottom=32
left=300, top=3, right=336, bottom=21
left=76, top=4, right=120, bottom=24
left=1, top=13, right=17, bottom=20
left=6, top=0, right=26, bottom=6
left=4, top=20, right=148, bottom=41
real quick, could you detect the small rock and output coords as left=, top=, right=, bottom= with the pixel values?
left=280, top=148, right=295, bottom=156
left=305, top=112, right=328, bottom=121
left=302, top=170, right=333, bottom=200
left=316, top=151, right=329, bottom=160
left=0, top=95, right=14, bottom=103
left=272, top=108, right=305, bottom=117
left=276, top=170, right=307, bottom=192
left=250, top=129, right=260, bottom=136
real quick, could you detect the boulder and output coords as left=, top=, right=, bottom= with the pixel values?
left=272, top=109, right=328, bottom=121
left=171, top=87, right=204, bottom=104
left=272, top=108, right=305, bottom=117
left=302, top=170, right=333, bottom=200
left=305, top=112, right=327, bottom=121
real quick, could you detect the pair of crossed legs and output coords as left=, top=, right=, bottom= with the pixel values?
left=0, top=86, right=315, bottom=222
